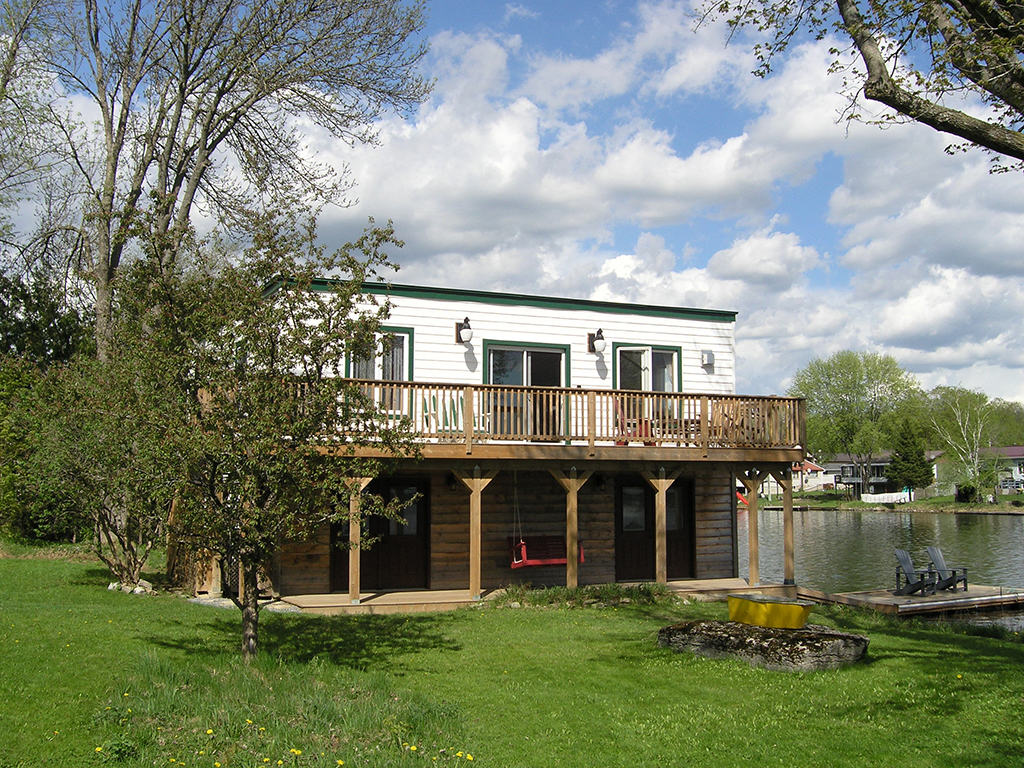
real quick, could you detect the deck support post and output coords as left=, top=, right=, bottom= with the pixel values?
left=347, top=477, right=374, bottom=605
left=739, top=468, right=769, bottom=587
left=550, top=468, right=592, bottom=589
left=643, top=468, right=682, bottom=584
left=772, top=468, right=796, bottom=585
left=454, top=468, right=499, bottom=600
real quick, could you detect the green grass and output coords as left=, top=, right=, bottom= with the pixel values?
left=2, top=548, right=1024, bottom=767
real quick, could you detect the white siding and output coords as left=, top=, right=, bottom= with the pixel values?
left=361, top=288, right=736, bottom=395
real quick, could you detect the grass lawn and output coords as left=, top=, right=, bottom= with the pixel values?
left=2, top=548, right=1023, bottom=767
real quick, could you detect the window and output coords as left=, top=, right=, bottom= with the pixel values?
left=351, top=330, right=412, bottom=412
left=486, top=345, right=566, bottom=438
left=616, top=346, right=677, bottom=392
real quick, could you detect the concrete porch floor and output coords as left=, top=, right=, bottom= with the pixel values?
left=276, top=578, right=793, bottom=616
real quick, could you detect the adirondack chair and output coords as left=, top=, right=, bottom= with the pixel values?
left=926, top=546, right=969, bottom=592
left=894, top=548, right=936, bottom=596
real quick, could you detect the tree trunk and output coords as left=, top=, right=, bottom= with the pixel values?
left=240, top=559, right=261, bottom=662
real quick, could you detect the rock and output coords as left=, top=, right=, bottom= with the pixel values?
left=658, top=620, right=869, bottom=672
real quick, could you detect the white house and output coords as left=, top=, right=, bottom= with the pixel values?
left=255, top=282, right=805, bottom=608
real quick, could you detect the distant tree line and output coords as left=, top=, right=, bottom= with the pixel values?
left=788, top=350, right=1024, bottom=499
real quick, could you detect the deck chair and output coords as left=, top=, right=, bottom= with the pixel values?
left=926, top=546, right=969, bottom=592
left=894, top=548, right=936, bottom=596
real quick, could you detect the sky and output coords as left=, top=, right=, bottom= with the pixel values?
left=311, top=0, right=1024, bottom=400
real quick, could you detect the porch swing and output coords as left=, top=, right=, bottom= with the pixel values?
left=507, top=470, right=585, bottom=569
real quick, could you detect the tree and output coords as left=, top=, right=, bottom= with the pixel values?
left=886, top=417, right=935, bottom=494
left=27, top=0, right=430, bottom=359
left=928, top=385, right=997, bottom=496
left=788, top=350, right=921, bottom=495
left=17, top=270, right=190, bottom=579
left=171, top=216, right=419, bottom=660
left=0, top=269, right=93, bottom=365
left=705, top=0, right=1024, bottom=166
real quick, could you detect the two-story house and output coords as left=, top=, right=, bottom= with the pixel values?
left=223, top=282, right=805, bottom=611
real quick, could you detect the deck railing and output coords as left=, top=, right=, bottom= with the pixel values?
left=346, top=380, right=804, bottom=453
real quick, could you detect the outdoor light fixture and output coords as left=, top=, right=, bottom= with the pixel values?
left=456, top=317, right=473, bottom=343
left=701, top=349, right=715, bottom=369
left=588, top=328, right=606, bottom=353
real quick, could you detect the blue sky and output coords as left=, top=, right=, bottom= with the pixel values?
left=316, top=0, right=1024, bottom=400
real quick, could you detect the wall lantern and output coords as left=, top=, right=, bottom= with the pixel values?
left=587, top=328, right=606, bottom=353
left=456, top=317, right=473, bottom=343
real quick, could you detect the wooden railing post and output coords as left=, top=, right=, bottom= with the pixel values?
left=700, top=395, right=710, bottom=456
left=587, top=391, right=597, bottom=456
left=464, top=386, right=474, bottom=455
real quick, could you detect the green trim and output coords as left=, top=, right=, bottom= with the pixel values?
left=611, top=343, right=683, bottom=391
left=302, top=279, right=736, bottom=323
left=481, top=340, right=572, bottom=387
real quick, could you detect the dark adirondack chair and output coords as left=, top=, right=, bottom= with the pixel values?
left=894, top=548, right=936, bottom=596
left=927, top=546, right=969, bottom=592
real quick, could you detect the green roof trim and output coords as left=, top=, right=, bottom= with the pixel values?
left=303, top=279, right=737, bottom=323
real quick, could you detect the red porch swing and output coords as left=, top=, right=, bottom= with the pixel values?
left=507, top=471, right=584, bottom=569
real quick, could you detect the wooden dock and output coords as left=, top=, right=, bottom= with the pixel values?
left=797, top=585, right=1024, bottom=615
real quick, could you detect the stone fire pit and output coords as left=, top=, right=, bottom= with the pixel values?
left=658, top=620, right=869, bottom=672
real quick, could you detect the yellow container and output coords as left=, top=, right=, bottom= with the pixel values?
left=728, top=594, right=813, bottom=629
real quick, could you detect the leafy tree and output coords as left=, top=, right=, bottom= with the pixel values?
left=929, top=385, right=997, bottom=495
left=886, top=418, right=935, bottom=494
left=987, top=398, right=1024, bottom=446
left=0, top=270, right=93, bottom=365
left=705, top=0, right=1024, bottom=166
left=788, top=350, right=921, bottom=494
left=17, top=277, right=189, bottom=579
left=23, top=0, right=430, bottom=359
left=171, top=216, right=419, bottom=660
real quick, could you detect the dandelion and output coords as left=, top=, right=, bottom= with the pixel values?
left=467, top=755, right=473, bottom=761
left=215, top=763, right=221, bottom=767
left=206, top=730, right=213, bottom=735
left=123, top=693, right=129, bottom=697
left=95, top=747, right=103, bottom=753
left=337, top=762, right=345, bottom=766
left=247, top=719, right=253, bottom=724
left=957, top=674, right=963, bottom=679
left=410, top=746, right=417, bottom=752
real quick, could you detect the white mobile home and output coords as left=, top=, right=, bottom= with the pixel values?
left=234, top=283, right=804, bottom=608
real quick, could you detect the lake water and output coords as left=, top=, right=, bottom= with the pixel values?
left=736, top=507, right=1024, bottom=594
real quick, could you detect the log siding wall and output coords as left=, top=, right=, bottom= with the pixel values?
left=276, top=465, right=737, bottom=595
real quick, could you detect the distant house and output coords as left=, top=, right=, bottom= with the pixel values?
left=822, top=451, right=941, bottom=498
left=986, top=446, right=1024, bottom=492
left=202, top=282, right=807, bottom=606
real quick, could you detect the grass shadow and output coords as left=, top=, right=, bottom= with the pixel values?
left=260, top=611, right=464, bottom=670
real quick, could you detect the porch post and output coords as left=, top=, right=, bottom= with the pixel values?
left=774, top=468, right=796, bottom=585
left=642, top=468, right=681, bottom=585
left=455, top=468, right=499, bottom=600
left=347, top=477, right=374, bottom=605
left=550, top=468, right=592, bottom=589
left=739, top=469, right=768, bottom=587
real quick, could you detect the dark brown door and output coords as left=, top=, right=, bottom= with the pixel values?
left=616, top=483, right=655, bottom=580
left=616, top=478, right=696, bottom=581
left=666, top=480, right=696, bottom=580
left=330, top=479, right=430, bottom=592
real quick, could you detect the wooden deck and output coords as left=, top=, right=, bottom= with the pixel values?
left=798, top=585, right=1024, bottom=615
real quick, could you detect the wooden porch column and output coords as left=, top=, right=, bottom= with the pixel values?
left=347, top=477, right=374, bottom=605
left=772, top=468, right=796, bottom=585
left=739, top=469, right=768, bottom=587
left=642, top=468, right=682, bottom=584
left=454, top=468, right=499, bottom=600
left=550, top=468, right=592, bottom=588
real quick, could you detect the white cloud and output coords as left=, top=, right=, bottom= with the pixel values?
left=311, top=2, right=1024, bottom=403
